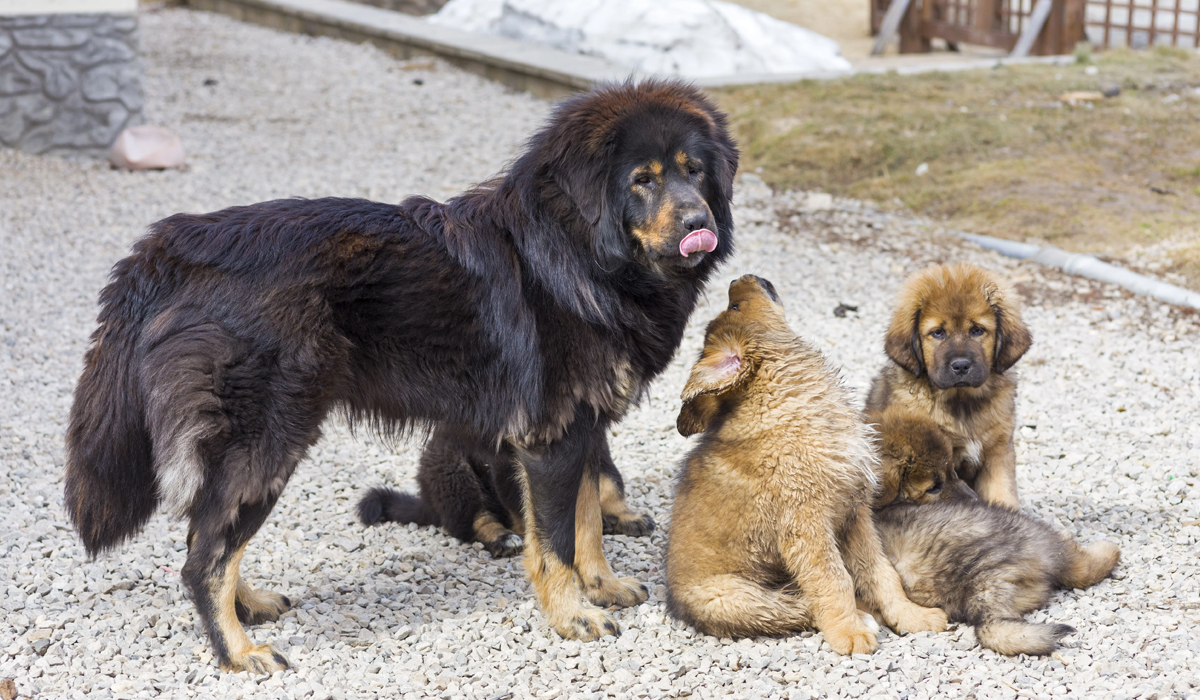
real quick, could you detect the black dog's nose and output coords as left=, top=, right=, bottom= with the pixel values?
left=950, top=359, right=972, bottom=375
left=682, top=211, right=708, bottom=232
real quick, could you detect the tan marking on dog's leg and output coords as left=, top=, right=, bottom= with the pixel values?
left=599, top=472, right=655, bottom=537
left=234, top=573, right=291, bottom=626
left=575, top=473, right=648, bottom=608
left=842, top=504, right=947, bottom=636
left=216, top=544, right=289, bottom=674
left=974, top=441, right=1020, bottom=509
left=520, top=483, right=618, bottom=640
left=783, top=523, right=879, bottom=655
left=473, top=511, right=523, bottom=557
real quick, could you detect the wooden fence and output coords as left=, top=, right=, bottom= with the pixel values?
left=871, top=0, right=1200, bottom=52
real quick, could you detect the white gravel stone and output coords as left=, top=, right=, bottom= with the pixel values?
left=2, top=7, right=1199, bottom=700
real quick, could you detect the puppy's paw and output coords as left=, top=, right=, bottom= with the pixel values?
left=888, top=603, right=948, bottom=634
left=483, top=533, right=524, bottom=558
left=222, top=644, right=289, bottom=675
left=235, top=587, right=292, bottom=625
left=553, top=607, right=621, bottom=641
left=602, top=512, right=656, bottom=537
left=582, top=575, right=649, bottom=608
left=858, top=611, right=882, bottom=636
left=822, top=623, right=879, bottom=656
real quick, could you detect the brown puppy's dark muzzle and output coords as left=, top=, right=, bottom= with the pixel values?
left=932, top=342, right=988, bottom=389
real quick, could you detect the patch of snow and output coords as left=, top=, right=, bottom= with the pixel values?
left=428, top=0, right=852, bottom=78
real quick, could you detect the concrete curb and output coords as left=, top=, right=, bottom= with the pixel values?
left=955, top=231, right=1200, bottom=311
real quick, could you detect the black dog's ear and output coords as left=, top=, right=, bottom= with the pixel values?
left=992, top=305, right=1032, bottom=374
left=550, top=149, right=626, bottom=264
left=884, top=310, right=924, bottom=378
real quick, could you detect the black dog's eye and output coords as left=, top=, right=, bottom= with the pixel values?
left=688, top=164, right=701, bottom=176
left=931, top=328, right=946, bottom=340
left=634, top=174, right=653, bottom=186
left=969, top=326, right=985, bottom=337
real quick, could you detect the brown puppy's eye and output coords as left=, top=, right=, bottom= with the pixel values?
left=969, top=326, right=984, bottom=337
left=730, top=303, right=740, bottom=311
left=931, top=328, right=946, bottom=340
left=926, top=482, right=943, bottom=495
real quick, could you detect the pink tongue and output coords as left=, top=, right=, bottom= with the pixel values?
left=679, top=228, right=718, bottom=257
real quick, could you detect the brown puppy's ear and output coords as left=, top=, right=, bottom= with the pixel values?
left=884, top=310, right=924, bottom=378
left=678, top=334, right=755, bottom=435
left=873, top=456, right=903, bottom=508
left=992, top=305, right=1032, bottom=374
left=677, top=393, right=719, bottom=437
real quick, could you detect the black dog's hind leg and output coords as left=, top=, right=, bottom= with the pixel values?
left=184, top=491, right=289, bottom=674
left=517, top=407, right=647, bottom=641
left=595, top=440, right=655, bottom=538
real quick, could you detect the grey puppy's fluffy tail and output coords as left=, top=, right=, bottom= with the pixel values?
left=357, top=486, right=439, bottom=527
left=975, top=619, right=1076, bottom=656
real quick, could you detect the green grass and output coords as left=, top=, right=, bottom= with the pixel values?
left=715, top=46, right=1200, bottom=290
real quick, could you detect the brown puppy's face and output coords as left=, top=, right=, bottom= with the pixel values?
left=918, top=295, right=995, bottom=390
left=873, top=415, right=978, bottom=507
left=884, top=264, right=1032, bottom=388
left=676, top=275, right=784, bottom=436
left=625, top=148, right=717, bottom=269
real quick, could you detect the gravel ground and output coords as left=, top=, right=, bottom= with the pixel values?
left=2, top=8, right=1198, bottom=700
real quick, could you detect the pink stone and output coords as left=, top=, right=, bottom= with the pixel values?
left=109, top=125, right=185, bottom=170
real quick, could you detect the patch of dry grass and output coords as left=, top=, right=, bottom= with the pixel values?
left=716, top=47, right=1200, bottom=290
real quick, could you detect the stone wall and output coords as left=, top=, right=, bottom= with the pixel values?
left=0, top=14, right=144, bottom=157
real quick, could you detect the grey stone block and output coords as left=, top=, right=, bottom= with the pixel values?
left=12, top=28, right=93, bottom=50
left=0, top=13, right=144, bottom=156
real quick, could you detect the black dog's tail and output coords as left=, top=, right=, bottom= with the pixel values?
left=65, top=317, right=159, bottom=556
left=357, top=487, right=440, bottom=528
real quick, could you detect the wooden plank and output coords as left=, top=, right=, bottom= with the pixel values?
left=921, top=19, right=1019, bottom=49
left=899, top=0, right=931, bottom=52
left=871, top=0, right=916, bottom=55
left=1011, top=0, right=1054, bottom=56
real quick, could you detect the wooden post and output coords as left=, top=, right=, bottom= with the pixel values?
left=899, top=0, right=932, bottom=53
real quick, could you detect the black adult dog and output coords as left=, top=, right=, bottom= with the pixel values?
left=65, top=80, right=737, bottom=673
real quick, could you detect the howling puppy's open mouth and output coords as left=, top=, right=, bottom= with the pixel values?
left=679, top=229, right=718, bottom=257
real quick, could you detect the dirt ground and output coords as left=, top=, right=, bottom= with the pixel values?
left=716, top=46, right=1200, bottom=293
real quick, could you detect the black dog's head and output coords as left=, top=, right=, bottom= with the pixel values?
left=515, top=80, right=739, bottom=278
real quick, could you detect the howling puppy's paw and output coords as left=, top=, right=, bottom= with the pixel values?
left=823, top=623, right=880, bottom=656
left=888, top=603, right=948, bottom=634
left=483, top=533, right=524, bottom=558
left=602, top=512, right=656, bottom=537
left=582, top=576, right=649, bottom=608
left=552, top=607, right=621, bottom=641
left=235, top=587, right=292, bottom=625
left=222, top=644, right=289, bottom=675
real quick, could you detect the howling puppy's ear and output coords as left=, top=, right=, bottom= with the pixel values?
left=677, top=393, right=719, bottom=437
left=992, top=304, right=1033, bottom=374
left=677, top=335, right=755, bottom=435
left=884, top=310, right=924, bottom=378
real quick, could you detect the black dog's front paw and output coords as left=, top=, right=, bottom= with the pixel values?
left=483, top=533, right=524, bottom=558
left=603, top=513, right=656, bottom=537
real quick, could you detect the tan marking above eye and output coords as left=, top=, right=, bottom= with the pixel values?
left=648, top=160, right=663, bottom=176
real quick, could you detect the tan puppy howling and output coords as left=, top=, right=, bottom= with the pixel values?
left=665, top=275, right=947, bottom=654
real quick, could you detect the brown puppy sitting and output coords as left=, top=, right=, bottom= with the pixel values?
left=866, top=263, right=1033, bottom=508
left=871, top=415, right=1121, bottom=655
left=665, top=275, right=947, bottom=653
